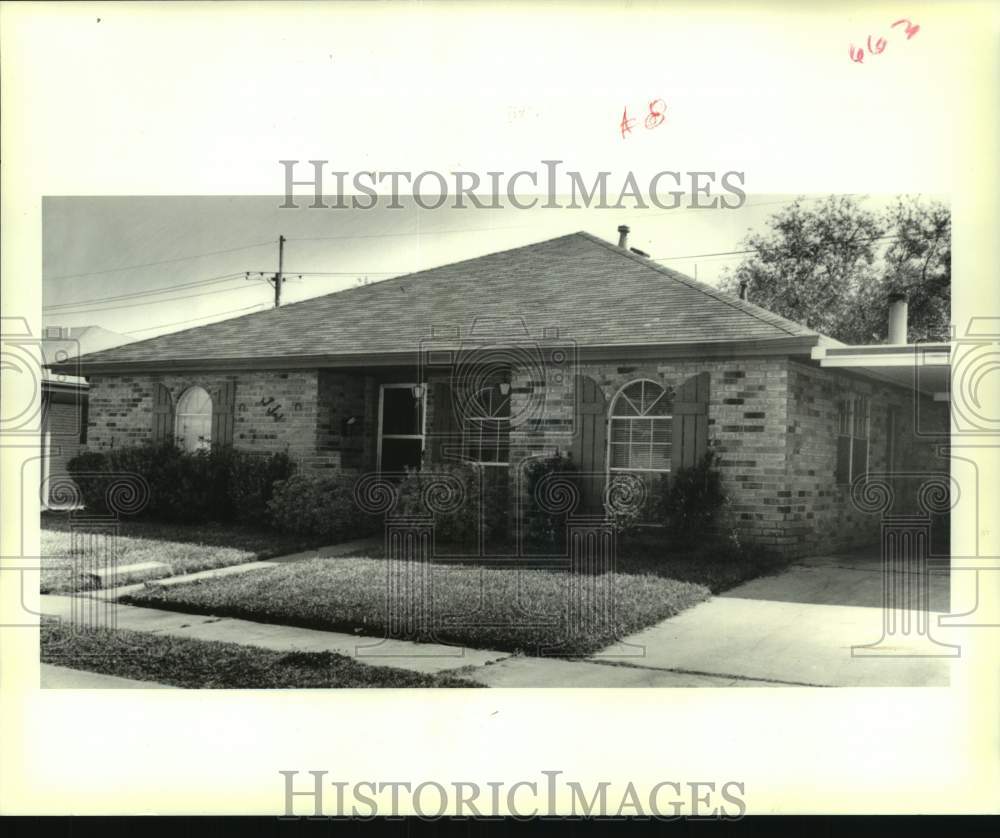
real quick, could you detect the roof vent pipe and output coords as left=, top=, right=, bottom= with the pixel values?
left=887, top=292, right=909, bottom=345
left=738, top=279, right=749, bottom=301
left=617, top=225, right=629, bottom=248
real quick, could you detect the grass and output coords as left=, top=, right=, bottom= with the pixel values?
left=40, top=511, right=331, bottom=594
left=124, top=555, right=715, bottom=656
left=40, top=617, right=478, bottom=689
left=615, top=535, right=792, bottom=593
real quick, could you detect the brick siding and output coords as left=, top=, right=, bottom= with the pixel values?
left=83, top=355, right=949, bottom=556
left=86, top=371, right=322, bottom=459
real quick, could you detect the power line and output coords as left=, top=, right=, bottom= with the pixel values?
left=48, top=279, right=270, bottom=316
left=46, top=269, right=390, bottom=315
left=286, top=224, right=549, bottom=243
left=45, top=240, right=275, bottom=282
left=43, top=272, right=247, bottom=311
left=45, top=226, right=908, bottom=316
left=649, top=233, right=902, bottom=263
left=122, top=303, right=269, bottom=335
left=284, top=195, right=867, bottom=243
left=269, top=270, right=403, bottom=277
left=652, top=248, right=756, bottom=262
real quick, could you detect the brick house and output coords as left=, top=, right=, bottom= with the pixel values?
left=50, top=229, right=951, bottom=555
left=40, top=325, right=129, bottom=508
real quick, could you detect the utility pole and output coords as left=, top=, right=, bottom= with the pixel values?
left=244, top=235, right=288, bottom=306
left=275, top=234, right=285, bottom=308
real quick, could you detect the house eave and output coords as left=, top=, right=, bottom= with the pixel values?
left=810, top=342, right=951, bottom=397
left=48, top=335, right=822, bottom=376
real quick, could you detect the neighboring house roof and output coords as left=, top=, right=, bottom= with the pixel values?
left=53, top=232, right=834, bottom=373
left=42, top=325, right=131, bottom=387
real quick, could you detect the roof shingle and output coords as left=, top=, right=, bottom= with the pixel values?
left=63, top=232, right=822, bottom=369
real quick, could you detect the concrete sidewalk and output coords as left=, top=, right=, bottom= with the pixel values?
left=40, top=594, right=510, bottom=676
left=42, top=549, right=952, bottom=688
left=41, top=663, right=172, bottom=689
left=463, top=656, right=790, bottom=687
left=92, top=536, right=383, bottom=601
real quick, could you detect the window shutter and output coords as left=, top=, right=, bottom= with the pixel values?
left=152, top=383, right=174, bottom=443
left=851, top=438, right=868, bottom=483
left=573, top=374, right=608, bottom=512
left=671, top=372, right=709, bottom=472
left=79, top=397, right=89, bottom=445
left=212, top=380, right=236, bottom=448
left=836, top=435, right=852, bottom=484
left=429, top=381, right=458, bottom=464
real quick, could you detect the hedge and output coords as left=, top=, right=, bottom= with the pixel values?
left=67, top=443, right=295, bottom=524
left=266, top=471, right=382, bottom=542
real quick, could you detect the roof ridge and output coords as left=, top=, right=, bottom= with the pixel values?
left=73, top=231, right=591, bottom=363
left=63, top=229, right=833, bottom=369
left=575, top=231, right=811, bottom=338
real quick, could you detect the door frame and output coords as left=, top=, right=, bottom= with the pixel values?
left=376, top=382, right=427, bottom=471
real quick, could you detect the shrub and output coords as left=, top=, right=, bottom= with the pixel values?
left=68, top=443, right=297, bottom=525
left=520, top=453, right=578, bottom=550
left=652, top=451, right=727, bottom=549
left=394, top=463, right=507, bottom=546
left=111, top=443, right=215, bottom=522
left=604, top=472, right=654, bottom=538
left=480, top=466, right=510, bottom=544
left=226, top=450, right=296, bottom=525
left=65, top=451, right=111, bottom=511
left=267, top=472, right=381, bottom=542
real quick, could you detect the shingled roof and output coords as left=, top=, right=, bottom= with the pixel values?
left=57, top=231, right=828, bottom=372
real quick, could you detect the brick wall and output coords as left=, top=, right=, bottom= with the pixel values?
left=82, top=357, right=950, bottom=556
left=86, top=370, right=322, bottom=460
left=505, top=355, right=948, bottom=556
left=504, top=356, right=791, bottom=545
left=316, top=371, right=370, bottom=469
left=786, top=360, right=949, bottom=555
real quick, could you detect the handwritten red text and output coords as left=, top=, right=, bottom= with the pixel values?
left=849, top=18, right=920, bottom=64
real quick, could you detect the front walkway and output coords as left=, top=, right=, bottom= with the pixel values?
left=40, top=549, right=953, bottom=688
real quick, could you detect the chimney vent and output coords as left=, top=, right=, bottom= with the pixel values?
left=887, top=292, right=908, bottom=345
left=617, top=225, right=630, bottom=248
left=738, top=279, right=749, bottom=301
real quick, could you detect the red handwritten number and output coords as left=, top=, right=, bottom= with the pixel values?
left=867, top=35, right=887, bottom=54
left=849, top=17, right=919, bottom=64
left=620, top=107, right=636, bottom=139
left=645, top=99, right=666, bottom=130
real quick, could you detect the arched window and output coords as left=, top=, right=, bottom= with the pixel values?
left=608, top=379, right=672, bottom=474
left=175, top=386, right=213, bottom=452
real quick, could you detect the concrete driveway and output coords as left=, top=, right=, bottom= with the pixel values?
left=592, top=551, right=954, bottom=687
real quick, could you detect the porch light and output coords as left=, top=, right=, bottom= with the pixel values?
left=412, top=384, right=425, bottom=399
left=498, top=382, right=510, bottom=396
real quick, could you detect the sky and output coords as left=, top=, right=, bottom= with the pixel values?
left=42, top=193, right=906, bottom=342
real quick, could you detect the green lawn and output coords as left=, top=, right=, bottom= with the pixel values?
left=616, top=540, right=791, bottom=593
left=40, top=617, right=477, bottom=689
left=123, top=555, right=715, bottom=656
left=40, top=512, right=328, bottom=594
